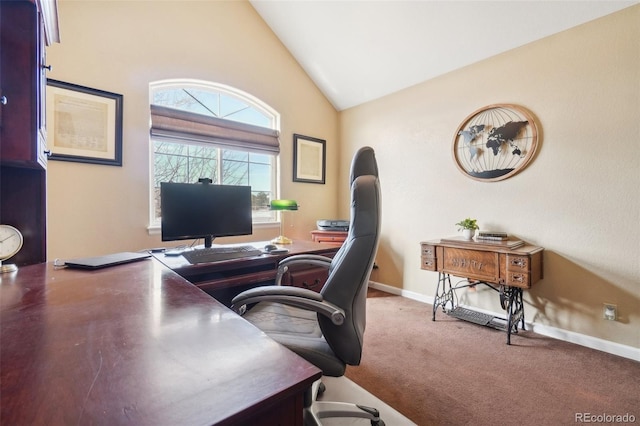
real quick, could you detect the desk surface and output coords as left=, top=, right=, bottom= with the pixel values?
left=157, top=240, right=341, bottom=274
left=0, top=258, right=321, bottom=425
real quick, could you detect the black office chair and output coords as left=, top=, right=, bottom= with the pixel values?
left=232, top=146, right=382, bottom=425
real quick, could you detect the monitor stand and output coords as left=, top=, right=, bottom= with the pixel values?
left=198, top=178, right=214, bottom=249
left=204, top=236, right=214, bottom=248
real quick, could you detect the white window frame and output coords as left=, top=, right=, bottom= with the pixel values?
left=147, top=79, right=281, bottom=233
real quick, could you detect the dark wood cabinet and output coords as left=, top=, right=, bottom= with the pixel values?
left=0, top=0, right=48, bottom=168
left=282, top=249, right=339, bottom=292
left=154, top=241, right=341, bottom=306
left=0, top=0, right=58, bottom=266
left=283, top=265, right=330, bottom=292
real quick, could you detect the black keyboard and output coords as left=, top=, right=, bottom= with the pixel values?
left=182, top=245, right=262, bottom=264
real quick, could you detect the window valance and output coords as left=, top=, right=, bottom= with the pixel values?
left=150, top=105, right=280, bottom=154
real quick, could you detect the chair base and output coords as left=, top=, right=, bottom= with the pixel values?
left=304, top=380, right=385, bottom=426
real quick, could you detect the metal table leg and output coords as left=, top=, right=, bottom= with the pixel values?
left=503, top=286, right=525, bottom=345
left=432, top=272, right=454, bottom=320
left=434, top=277, right=527, bottom=345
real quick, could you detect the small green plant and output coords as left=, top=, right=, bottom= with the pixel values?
left=455, top=218, right=479, bottom=231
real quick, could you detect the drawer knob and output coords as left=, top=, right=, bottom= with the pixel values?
left=511, top=274, right=525, bottom=282
left=0, top=95, right=7, bottom=105
left=510, top=258, right=527, bottom=268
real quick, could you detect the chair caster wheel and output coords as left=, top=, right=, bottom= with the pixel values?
left=317, top=382, right=326, bottom=395
left=371, top=420, right=385, bottom=426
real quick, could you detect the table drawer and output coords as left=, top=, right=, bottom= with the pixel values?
left=506, top=271, right=531, bottom=288
left=420, top=244, right=437, bottom=271
left=421, top=257, right=437, bottom=271
left=421, top=244, right=436, bottom=257
left=314, top=235, right=346, bottom=243
left=311, top=231, right=347, bottom=244
left=442, top=247, right=499, bottom=282
left=507, top=254, right=530, bottom=272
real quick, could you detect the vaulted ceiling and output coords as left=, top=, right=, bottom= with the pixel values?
left=250, top=1, right=638, bottom=110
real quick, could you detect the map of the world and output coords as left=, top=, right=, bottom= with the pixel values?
left=452, top=105, right=538, bottom=181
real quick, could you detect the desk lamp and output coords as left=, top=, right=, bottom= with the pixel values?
left=270, top=199, right=298, bottom=244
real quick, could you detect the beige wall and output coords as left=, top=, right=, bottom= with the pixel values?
left=46, top=1, right=639, bottom=349
left=46, top=0, right=340, bottom=259
left=340, top=6, right=640, bottom=348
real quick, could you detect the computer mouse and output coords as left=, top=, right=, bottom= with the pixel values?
left=264, top=244, right=278, bottom=252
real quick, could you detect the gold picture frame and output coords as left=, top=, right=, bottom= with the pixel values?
left=452, top=104, right=539, bottom=182
left=46, top=79, right=123, bottom=166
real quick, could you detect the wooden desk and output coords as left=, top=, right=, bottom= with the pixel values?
left=421, top=237, right=544, bottom=344
left=0, top=259, right=321, bottom=425
left=155, top=240, right=341, bottom=306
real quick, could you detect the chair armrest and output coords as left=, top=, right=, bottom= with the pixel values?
left=275, top=254, right=333, bottom=285
left=231, top=285, right=345, bottom=325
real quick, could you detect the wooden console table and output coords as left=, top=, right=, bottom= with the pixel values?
left=421, top=237, right=543, bottom=344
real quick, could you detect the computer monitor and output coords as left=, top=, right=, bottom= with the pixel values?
left=160, top=182, right=253, bottom=248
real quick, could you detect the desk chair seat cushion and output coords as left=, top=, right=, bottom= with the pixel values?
left=243, top=302, right=346, bottom=377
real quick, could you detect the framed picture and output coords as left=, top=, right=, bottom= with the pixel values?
left=46, top=79, right=123, bottom=166
left=293, top=134, right=326, bottom=184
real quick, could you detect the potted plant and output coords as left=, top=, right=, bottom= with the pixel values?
left=455, top=218, right=479, bottom=240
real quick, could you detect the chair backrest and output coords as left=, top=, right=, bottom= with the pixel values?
left=349, top=146, right=379, bottom=185
left=319, top=147, right=380, bottom=366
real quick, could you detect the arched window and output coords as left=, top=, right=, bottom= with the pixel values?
left=149, top=79, right=280, bottom=227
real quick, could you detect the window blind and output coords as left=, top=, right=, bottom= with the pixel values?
left=150, top=105, right=280, bottom=154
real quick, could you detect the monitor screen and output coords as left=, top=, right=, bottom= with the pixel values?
left=161, top=182, right=253, bottom=247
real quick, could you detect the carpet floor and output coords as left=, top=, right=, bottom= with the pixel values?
left=344, top=288, right=640, bottom=426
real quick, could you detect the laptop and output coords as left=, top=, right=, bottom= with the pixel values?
left=64, top=252, right=151, bottom=270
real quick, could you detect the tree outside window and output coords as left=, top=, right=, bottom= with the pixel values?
left=150, top=80, right=279, bottom=226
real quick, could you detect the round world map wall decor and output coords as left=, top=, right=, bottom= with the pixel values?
left=452, top=104, right=539, bottom=182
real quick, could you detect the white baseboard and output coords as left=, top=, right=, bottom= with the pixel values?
left=527, top=323, right=640, bottom=362
left=367, top=281, right=640, bottom=362
left=369, top=280, right=430, bottom=303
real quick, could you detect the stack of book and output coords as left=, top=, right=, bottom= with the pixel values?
left=477, top=231, right=508, bottom=241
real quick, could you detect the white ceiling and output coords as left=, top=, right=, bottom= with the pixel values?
left=250, top=0, right=638, bottom=111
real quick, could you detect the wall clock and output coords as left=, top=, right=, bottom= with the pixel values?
left=452, top=104, right=539, bottom=182
left=0, top=224, right=23, bottom=273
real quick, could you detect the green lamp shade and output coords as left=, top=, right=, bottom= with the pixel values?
left=270, top=199, right=298, bottom=211
left=270, top=199, right=298, bottom=245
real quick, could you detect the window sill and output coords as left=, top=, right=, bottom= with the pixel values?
left=147, top=221, right=280, bottom=235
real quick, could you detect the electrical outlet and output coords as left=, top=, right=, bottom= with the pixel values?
left=603, top=303, right=617, bottom=321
